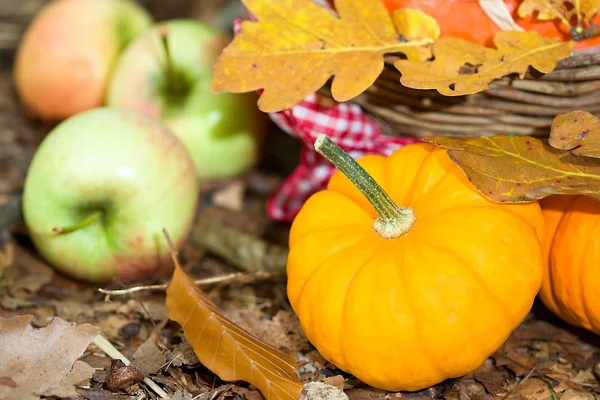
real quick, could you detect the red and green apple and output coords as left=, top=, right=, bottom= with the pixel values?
left=14, top=0, right=153, bottom=122
left=106, top=19, right=267, bottom=180
left=22, top=107, right=199, bottom=283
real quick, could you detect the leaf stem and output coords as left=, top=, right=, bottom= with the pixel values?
left=52, top=211, right=103, bottom=234
left=314, top=135, right=415, bottom=239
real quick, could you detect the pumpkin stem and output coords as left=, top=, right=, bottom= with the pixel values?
left=314, top=135, right=416, bottom=239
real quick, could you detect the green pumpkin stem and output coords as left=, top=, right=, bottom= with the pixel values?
left=314, top=135, right=415, bottom=239
left=52, top=211, right=103, bottom=234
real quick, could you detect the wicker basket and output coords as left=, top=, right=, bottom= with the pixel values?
left=319, top=51, right=600, bottom=138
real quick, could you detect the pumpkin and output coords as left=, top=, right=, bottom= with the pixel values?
left=379, top=0, right=600, bottom=51
left=539, top=194, right=600, bottom=333
left=287, top=136, right=545, bottom=392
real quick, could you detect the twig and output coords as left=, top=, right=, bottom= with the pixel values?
left=92, top=334, right=169, bottom=399
left=99, top=271, right=285, bottom=297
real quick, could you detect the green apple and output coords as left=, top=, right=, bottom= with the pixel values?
left=106, top=19, right=267, bottom=180
left=14, top=0, right=152, bottom=122
left=22, top=107, right=199, bottom=283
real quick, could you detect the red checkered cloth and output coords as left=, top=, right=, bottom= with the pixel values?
left=232, top=18, right=420, bottom=221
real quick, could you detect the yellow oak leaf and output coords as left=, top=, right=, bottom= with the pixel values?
left=394, top=31, right=573, bottom=96
left=518, top=0, right=600, bottom=30
left=390, top=8, right=439, bottom=61
left=392, top=8, right=440, bottom=41
left=549, top=110, right=600, bottom=158
left=211, top=0, right=437, bottom=113
left=424, top=135, right=600, bottom=203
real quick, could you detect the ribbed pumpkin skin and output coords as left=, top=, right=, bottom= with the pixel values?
left=539, top=195, right=600, bottom=333
left=287, top=143, right=544, bottom=391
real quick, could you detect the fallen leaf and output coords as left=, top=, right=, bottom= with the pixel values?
left=0, top=315, right=99, bottom=400
left=233, top=386, right=265, bottom=400
left=561, top=388, right=597, bottom=400
left=3, top=246, right=54, bottom=298
left=470, top=358, right=511, bottom=394
left=394, top=31, right=573, bottom=96
left=169, top=337, right=201, bottom=368
left=518, top=0, right=600, bottom=30
left=549, top=110, right=600, bottom=158
left=323, top=375, right=346, bottom=391
left=96, top=314, right=134, bottom=342
left=505, top=377, right=553, bottom=400
left=165, top=244, right=304, bottom=400
left=424, top=134, right=600, bottom=202
left=228, top=309, right=311, bottom=352
left=171, top=390, right=195, bottom=400
left=211, top=181, right=246, bottom=211
left=211, top=0, right=436, bottom=112
left=131, top=336, right=167, bottom=376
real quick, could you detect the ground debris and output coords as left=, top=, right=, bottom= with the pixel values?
left=0, top=315, right=99, bottom=400
left=106, top=359, right=144, bottom=392
left=131, top=336, right=167, bottom=376
left=228, top=308, right=310, bottom=353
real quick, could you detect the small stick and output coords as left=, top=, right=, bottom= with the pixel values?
left=92, top=334, right=169, bottom=399
left=99, top=271, right=285, bottom=297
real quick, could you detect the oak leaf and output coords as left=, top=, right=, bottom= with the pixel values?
left=549, top=110, right=600, bottom=158
left=0, top=315, right=99, bottom=400
left=210, top=0, right=437, bottom=113
left=424, top=135, right=600, bottom=202
left=394, top=31, right=573, bottom=96
left=392, top=9, right=440, bottom=41
left=518, top=0, right=600, bottom=30
left=165, top=248, right=303, bottom=400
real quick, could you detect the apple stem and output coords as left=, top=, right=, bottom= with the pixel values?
left=159, top=28, right=188, bottom=97
left=52, top=211, right=103, bottom=234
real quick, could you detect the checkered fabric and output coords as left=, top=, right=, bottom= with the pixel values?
left=231, top=18, right=420, bottom=222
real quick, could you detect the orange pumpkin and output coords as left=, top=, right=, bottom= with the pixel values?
left=379, top=0, right=600, bottom=50
left=539, top=195, right=600, bottom=333
left=287, top=136, right=545, bottom=391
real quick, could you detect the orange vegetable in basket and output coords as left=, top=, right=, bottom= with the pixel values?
left=379, top=0, right=600, bottom=50
left=287, top=136, right=545, bottom=391
left=539, top=195, right=600, bottom=333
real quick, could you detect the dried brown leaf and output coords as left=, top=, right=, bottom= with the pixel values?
left=424, top=135, right=600, bottom=202
left=549, top=110, right=600, bottom=158
left=229, top=309, right=310, bottom=352
left=210, top=0, right=436, bottom=112
left=506, top=377, right=554, bottom=400
left=165, top=246, right=303, bottom=400
left=131, top=336, right=167, bottom=376
left=394, top=31, right=573, bottom=96
left=0, top=315, right=99, bottom=400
